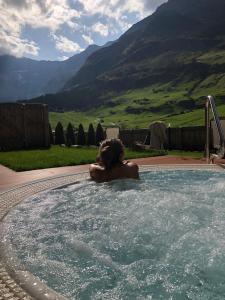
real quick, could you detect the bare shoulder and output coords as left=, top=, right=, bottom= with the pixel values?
left=89, top=162, right=139, bottom=182
left=89, top=163, right=106, bottom=182
left=89, top=163, right=104, bottom=171
left=125, top=161, right=139, bottom=169
left=124, top=161, right=139, bottom=179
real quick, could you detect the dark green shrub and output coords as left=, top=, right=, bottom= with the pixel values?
left=77, top=123, right=85, bottom=145
left=96, top=123, right=105, bottom=145
left=55, top=122, right=65, bottom=145
left=87, top=123, right=95, bottom=145
left=66, top=123, right=75, bottom=146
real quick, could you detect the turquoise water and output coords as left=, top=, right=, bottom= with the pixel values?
left=3, top=170, right=225, bottom=299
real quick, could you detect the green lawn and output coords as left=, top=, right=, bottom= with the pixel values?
left=0, top=146, right=168, bottom=172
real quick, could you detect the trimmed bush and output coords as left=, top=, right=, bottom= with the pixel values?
left=66, top=123, right=75, bottom=146
left=55, top=122, right=65, bottom=145
left=87, top=123, right=95, bottom=145
left=96, top=123, right=105, bottom=145
left=77, top=123, right=86, bottom=145
left=49, top=123, right=54, bottom=145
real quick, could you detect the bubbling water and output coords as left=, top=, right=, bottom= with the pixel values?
left=3, top=170, right=225, bottom=299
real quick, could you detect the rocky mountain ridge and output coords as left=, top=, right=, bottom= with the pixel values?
left=0, top=43, right=113, bottom=102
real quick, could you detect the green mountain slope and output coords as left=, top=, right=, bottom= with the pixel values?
left=49, top=78, right=225, bottom=129
left=29, top=0, right=225, bottom=127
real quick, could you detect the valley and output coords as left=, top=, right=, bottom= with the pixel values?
left=50, top=48, right=225, bottom=129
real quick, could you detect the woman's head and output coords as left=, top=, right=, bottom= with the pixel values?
left=98, top=139, right=125, bottom=169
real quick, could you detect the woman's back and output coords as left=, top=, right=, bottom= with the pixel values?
left=89, top=139, right=139, bottom=182
left=90, top=160, right=139, bottom=182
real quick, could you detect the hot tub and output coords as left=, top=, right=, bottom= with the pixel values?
left=2, top=168, right=225, bottom=299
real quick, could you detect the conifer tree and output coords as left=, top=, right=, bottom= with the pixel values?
left=96, top=123, right=105, bottom=145
left=87, top=123, right=95, bottom=145
left=77, top=123, right=85, bottom=145
left=66, top=123, right=75, bottom=146
left=55, top=122, right=65, bottom=145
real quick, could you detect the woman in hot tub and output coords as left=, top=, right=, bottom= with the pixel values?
left=89, top=139, right=139, bottom=182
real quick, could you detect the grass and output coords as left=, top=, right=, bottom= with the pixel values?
left=49, top=96, right=225, bottom=130
left=198, top=50, right=225, bottom=65
left=49, top=73, right=225, bottom=130
left=0, top=146, right=168, bottom=172
left=0, top=146, right=203, bottom=172
left=49, top=82, right=196, bottom=129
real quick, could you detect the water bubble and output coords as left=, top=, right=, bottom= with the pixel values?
left=4, top=170, right=225, bottom=299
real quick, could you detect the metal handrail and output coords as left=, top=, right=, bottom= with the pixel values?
left=205, top=95, right=225, bottom=163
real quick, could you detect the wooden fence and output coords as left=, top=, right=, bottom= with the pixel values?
left=168, top=126, right=208, bottom=151
left=119, top=126, right=209, bottom=151
left=0, top=103, right=50, bottom=151
left=119, top=129, right=149, bottom=147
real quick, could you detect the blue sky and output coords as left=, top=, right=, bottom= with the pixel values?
left=0, top=0, right=167, bottom=61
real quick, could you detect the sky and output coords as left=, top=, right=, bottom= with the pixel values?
left=0, top=0, right=167, bottom=61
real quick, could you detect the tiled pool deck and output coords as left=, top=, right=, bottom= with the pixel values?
left=0, top=156, right=225, bottom=299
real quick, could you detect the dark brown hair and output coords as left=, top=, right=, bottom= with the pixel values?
left=98, top=139, right=124, bottom=170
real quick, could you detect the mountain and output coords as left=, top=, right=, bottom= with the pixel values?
left=42, top=44, right=102, bottom=95
left=25, top=0, right=225, bottom=113
left=0, top=44, right=109, bottom=102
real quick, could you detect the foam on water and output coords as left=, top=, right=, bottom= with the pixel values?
left=3, top=170, right=225, bottom=299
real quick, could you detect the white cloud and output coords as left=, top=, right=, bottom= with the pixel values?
left=80, top=0, right=147, bottom=23
left=78, top=0, right=160, bottom=37
left=1, top=0, right=80, bottom=32
left=52, top=34, right=83, bottom=53
left=0, top=0, right=166, bottom=58
left=58, top=55, right=69, bottom=61
left=82, top=34, right=94, bottom=45
left=0, top=0, right=80, bottom=57
left=92, top=22, right=109, bottom=37
left=0, top=32, right=39, bottom=57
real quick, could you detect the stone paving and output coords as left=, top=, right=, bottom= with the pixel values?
left=0, top=163, right=224, bottom=299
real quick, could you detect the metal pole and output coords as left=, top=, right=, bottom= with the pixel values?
left=205, top=99, right=210, bottom=163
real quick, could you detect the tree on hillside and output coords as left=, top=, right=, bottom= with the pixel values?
left=96, top=123, right=105, bottom=145
left=66, top=123, right=75, bottom=146
left=55, top=122, right=65, bottom=145
left=87, top=123, right=95, bottom=145
left=49, top=123, right=54, bottom=145
left=77, top=123, right=85, bottom=145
